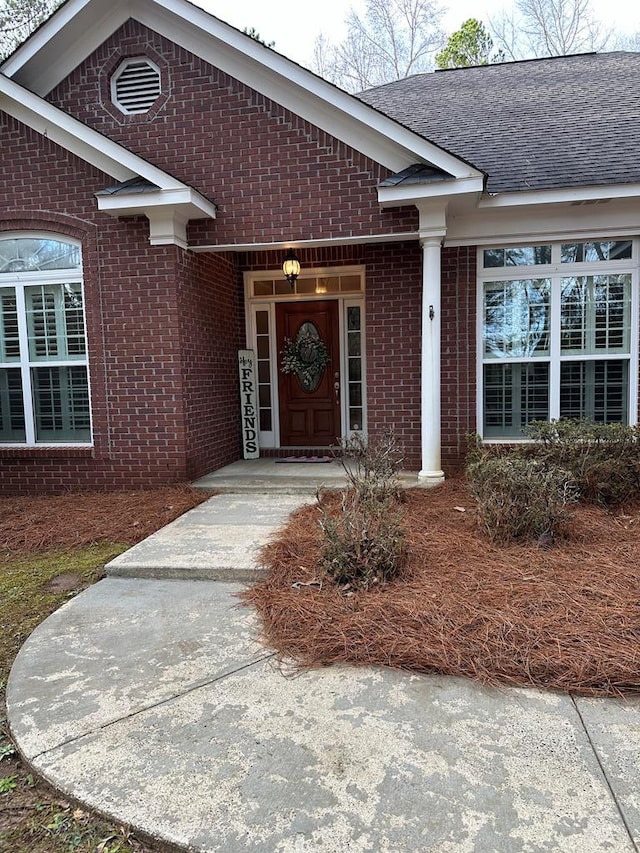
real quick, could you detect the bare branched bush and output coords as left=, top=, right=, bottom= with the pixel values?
left=467, top=455, right=577, bottom=544
left=527, top=419, right=640, bottom=506
left=337, top=430, right=404, bottom=503
left=318, top=431, right=407, bottom=588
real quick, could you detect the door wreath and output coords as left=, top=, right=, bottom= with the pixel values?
left=281, top=323, right=331, bottom=392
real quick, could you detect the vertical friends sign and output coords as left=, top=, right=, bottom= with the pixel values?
left=238, top=350, right=259, bottom=459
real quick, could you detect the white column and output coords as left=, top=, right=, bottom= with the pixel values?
left=418, top=236, right=445, bottom=485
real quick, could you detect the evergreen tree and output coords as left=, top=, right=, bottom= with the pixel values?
left=436, top=19, right=504, bottom=69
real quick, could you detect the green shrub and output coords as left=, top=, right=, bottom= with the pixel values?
left=527, top=419, right=640, bottom=505
left=467, top=455, right=577, bottom=544
left=319, top=431, right=406, bottom=588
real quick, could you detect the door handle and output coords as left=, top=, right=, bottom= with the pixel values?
left=334, top=380, right=340, bottom=402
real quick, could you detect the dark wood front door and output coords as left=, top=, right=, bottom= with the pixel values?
left=276, top=300, right=340, bottom=447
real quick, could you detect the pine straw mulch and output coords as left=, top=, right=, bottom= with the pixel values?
left=242, top=479, right=640, bottom=697
left=0, top=486, right=211, bottom=558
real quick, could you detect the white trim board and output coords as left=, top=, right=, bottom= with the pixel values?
left=480, top=184, right=640, bottom=208
left=0, top=73, right=187, bottom=191
left=378, top=175, right=484, bottom=206
left=190, top=233, right=420, bottom=253
left=444, top=197, right=640, bottom=247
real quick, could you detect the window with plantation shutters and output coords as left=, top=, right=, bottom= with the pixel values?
left=479, top=239, right=638, bottom=439
left=0, top=236, right=91, bottom=445
left=111, top=58, right=161, bottom=115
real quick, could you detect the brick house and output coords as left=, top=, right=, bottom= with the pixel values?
left=1, top=0, right=639, bottom=493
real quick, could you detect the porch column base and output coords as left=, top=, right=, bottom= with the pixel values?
left=417, top=469, right=445, bottom=486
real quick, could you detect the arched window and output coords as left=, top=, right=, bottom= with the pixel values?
left=0, top=236, right=91, bottom=444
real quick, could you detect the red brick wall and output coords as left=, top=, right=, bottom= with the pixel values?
left=0, top=113, right=245, bottom=493
left=47, top=20, right=418, bottom=246
left=362, top=243, right=422, bottom=469
left=175, top=250, right=243, bottom=479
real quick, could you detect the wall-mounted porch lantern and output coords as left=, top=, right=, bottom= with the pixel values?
left=282, top=249, right=301, bottom=289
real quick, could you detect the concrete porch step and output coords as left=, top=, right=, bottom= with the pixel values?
left=105, top=492, right=311, bottom=582
left=191, top=458, right=421, bottom=495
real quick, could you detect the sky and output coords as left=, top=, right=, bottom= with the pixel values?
left=194, top=0, right=640, bottom=67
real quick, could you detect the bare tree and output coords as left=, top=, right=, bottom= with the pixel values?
left=0, top=0, right=61, bottom=60
left=489, top=0, right=614, bottom=60
left=313, top=0, right=446, bottom=93
left=487, top=8, right=523, bottom=61
left=616, top=31, right=640, bottom=52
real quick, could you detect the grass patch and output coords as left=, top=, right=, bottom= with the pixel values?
left=0, top=544, right=125, bottom=683
left=0, top=485, right=207, bottom=853
left=0, top=800, right=146, bottom=853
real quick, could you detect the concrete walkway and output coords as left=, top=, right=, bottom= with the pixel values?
left=7, top=486, right=640, bottom=852
left=106, top=492, right=309, bottom=582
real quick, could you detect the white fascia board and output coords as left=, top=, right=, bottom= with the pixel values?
left=190, top=232, right=419, bottom=253
left=378, top=176, right=485, bottom=207
left=1, top=0, right=130, bottom=91
left=96, top=188, right=216, bottom=219
left=480, top=183, right=640, bottom=208
left=0, top=74, right=187, bottom=190
left=140, top=0, right=480, bottom=178
left=444, top=196, right=640, bottom=247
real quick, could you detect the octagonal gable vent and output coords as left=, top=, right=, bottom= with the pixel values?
left=111, top=58, right=161, bottom=115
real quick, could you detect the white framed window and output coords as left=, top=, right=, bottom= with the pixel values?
left=111, top=57, right=161, bottom=115
left=478, top=239, right=638, bottom=439
left=0, top=236, right=91, bottom=445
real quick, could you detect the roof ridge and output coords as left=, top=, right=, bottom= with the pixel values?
left=434, top=51, right=598, bottom=73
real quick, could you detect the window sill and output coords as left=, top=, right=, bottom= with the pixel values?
left=481, top=437, right=535, bottom=444
left=0, top=446, right=95, bottom=459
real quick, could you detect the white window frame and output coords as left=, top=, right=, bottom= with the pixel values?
left=476, top=238, right=639, bottom=441
left=0, top=234, right=93, bottom=447
left=244, top=265, right=367, bottom=448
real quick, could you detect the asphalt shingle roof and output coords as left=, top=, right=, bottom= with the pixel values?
left=358, top=52, right=640, bottom=194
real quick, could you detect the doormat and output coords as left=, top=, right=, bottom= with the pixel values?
left=274, top=455, right=334, bottom=463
